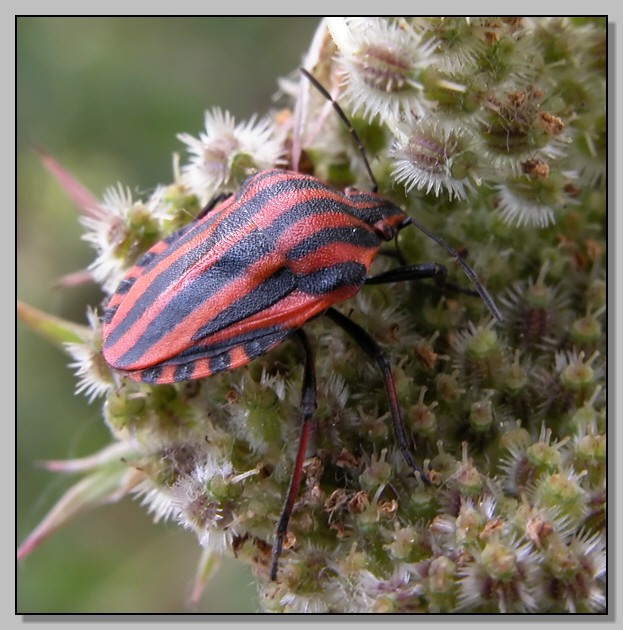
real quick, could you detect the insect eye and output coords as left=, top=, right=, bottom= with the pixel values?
left=374, top=221, right=396, bottom=241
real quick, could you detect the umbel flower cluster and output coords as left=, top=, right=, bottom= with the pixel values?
left=19, top=17, right=606, bottom=613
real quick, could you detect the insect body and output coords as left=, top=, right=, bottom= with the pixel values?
left=102, top=69, right=500, bottom=581
left=102, top=168, right=407, bottom=384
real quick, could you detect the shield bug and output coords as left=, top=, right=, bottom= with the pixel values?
left=101, top=68, right=501, bottom=581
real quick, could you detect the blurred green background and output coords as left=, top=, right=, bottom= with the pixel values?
left=17, top=16, right=320, bottom=614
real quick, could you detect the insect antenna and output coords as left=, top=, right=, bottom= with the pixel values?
left=300, top=67, right=378, bottom=192
left=399, top=216, right=502, bottom=321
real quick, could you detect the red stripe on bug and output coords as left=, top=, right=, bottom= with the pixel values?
left=103, top=208, right=271, bottom=364
left=286, top=240, right=378, bottom=277
left=103, top=249, right=286, bottom=370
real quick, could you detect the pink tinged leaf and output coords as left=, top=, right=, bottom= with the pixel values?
left=17, top=445, right=144, bottom=560
left=53, top=269, right=96, bottom=289
left=189, top=547, right=222, bottom=608
left=17, top=299, right=89, bottom=349
left=35, top=147, right=105, bottom=220
left=41, top=442, right=136, bottom=474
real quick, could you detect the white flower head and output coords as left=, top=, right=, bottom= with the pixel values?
left=81, top=184, right=161, bottom=294
left=135, top=481, right=177, bottom=523
left=354, top=566, right=423, bottom=612
left=390, top=118, right=479, bottom=201
left=456, top=537, right=539, bottom=613
left=178, top=108, right=284, bottom=205
left=495, top=182, right=555, bottom=228
left=328, top=17, right=435, bottom=122
left=411, top=17, right=487, bottom=74
left=494, top=167, right=579, bottom=228
left=563, top=531, right=607, bottom=612
left=65, top=307, right=114, bottom=402
left=478, top=89, right=572, bottom=175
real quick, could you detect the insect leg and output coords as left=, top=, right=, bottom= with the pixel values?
left=270, top=328, right=317, bottom=581
left=325, top=307, right=430, bottom=485
left=365, top=262, right=481, bottom=298
left=365, top=262, right=448, bottom=286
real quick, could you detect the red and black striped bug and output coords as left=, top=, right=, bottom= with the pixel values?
left=101, top=68, right=501, bottom=581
